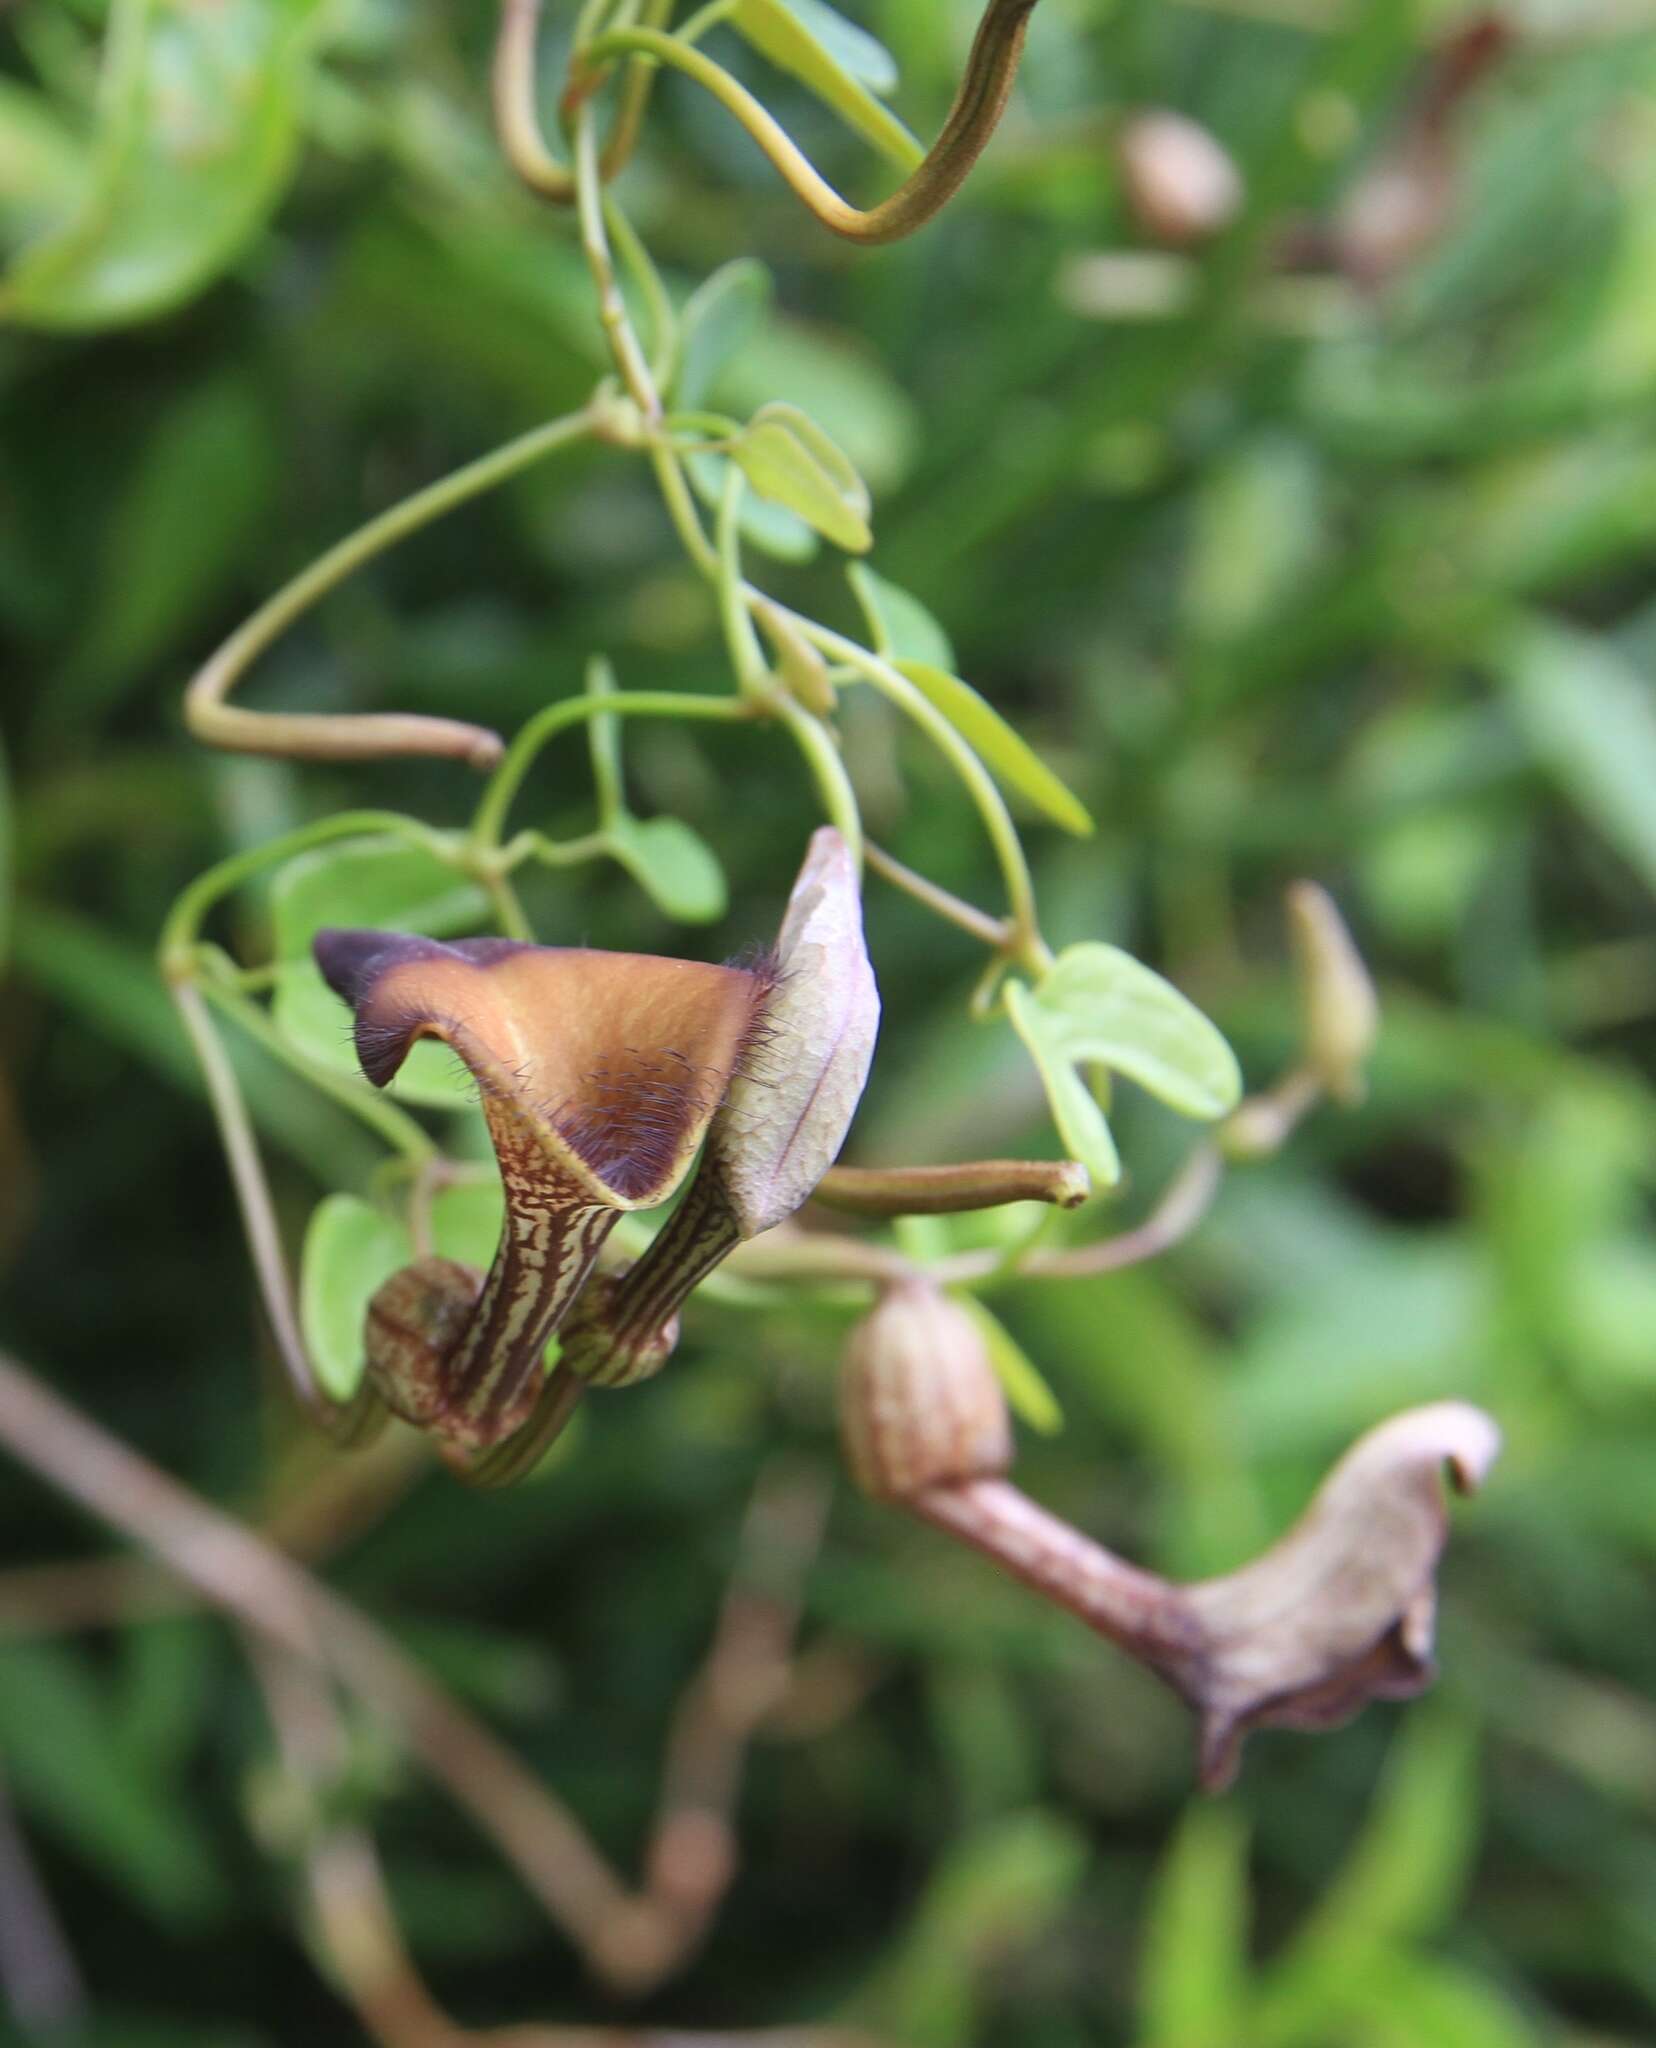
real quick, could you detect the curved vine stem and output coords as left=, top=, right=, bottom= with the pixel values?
left=183, top=407, right=596, bottom=770
left=577, top=0, right=1044, bottom=245
left=169, top=986, right=344, bottom=1431
left=792, top=618, right=1049, bottom=970
left=471, top=691, right=755, bottom=854
left=493, top=0, right=674, bottom=204
left=159, top=810, right=455, bottom=973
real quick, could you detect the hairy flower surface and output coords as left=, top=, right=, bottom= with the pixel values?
left=315, top=929, right=773, bottom=1445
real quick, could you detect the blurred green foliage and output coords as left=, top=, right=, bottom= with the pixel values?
left=3, top=0, right=1656, bottom=2041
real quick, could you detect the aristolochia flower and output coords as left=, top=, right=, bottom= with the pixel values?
left=314, top=927, right=774, bottom=1448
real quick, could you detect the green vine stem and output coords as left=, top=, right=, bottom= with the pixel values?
left=160, top=810, right=456, bottom=976
left=184, top=407, right=597, bottom=769
left=493, top=0, right=673, bottom=205
left=470, top=691, right=754, bottom=856
left=170, top=985, right=342, bottom=1429
left=792, top=618, right=1049, bottom=970
left=573, top=101, right=661, bottom=417
left=576, top=0, right=1043, bottom=244
left=191, top=958, right=438, bottom=1167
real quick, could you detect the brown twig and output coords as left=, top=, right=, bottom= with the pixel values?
left=641, top=1465, right=830, bottom=1966
left=0, top=1351, right=833, bottom=2000
left=0, top=1764, right=86, bottom=2039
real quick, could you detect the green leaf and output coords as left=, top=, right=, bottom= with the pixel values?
left=57, top=373, right=278, bottom=718
left=1006, top=945, right=1241, bottom=1186
left=606, top=815, right=729, bottom=924
left=676, top=257, right=773, bottom=412
left=687, top=452, right=819, bottom=562
left=0, top=1641, right=219, bottom=1926
left=855, top=1810, right=1089, bottom=2048
left=894, top=658, right=1094, bottom=837
left=1139, top=1802, right=1253, bottom=2048
left=848, top=562, right=957, bottom=671
left=1, top=0, right=325, bottom=330
left=1023, top=944, right=1241, bottom=1119
left=733, top=402, right=873, bottom=554
left=1266, top=1950, right=1541, bottom=2048
left=299, top=1194, right=413, bottom=1402
left=0, top=78, right=87, bottom=246
left=1494, top=614, right=1656, bottom=892
left=711, top=317, right=918, bottom=493
left=729, top=0, right=919, bottom=171
left=1282, top=1708, right=1481, bottom=1969
left=772, top=0, right=898, bottom=93
left=959, top=1296, right=1063, bottom=1434
left=429, top=1180, right=505, bottom=1270
left=269, top=835, right=488, bottom=1110
left=1005, top=980, right=1122, bottom=1186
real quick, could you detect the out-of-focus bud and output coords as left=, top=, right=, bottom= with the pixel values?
left=756, top=601, right=836, bottom=716
left=1287, top=881, right=1379, bottom=1105
left=1117, top=110, right=1243, bottom=248
left=1217, top=1093, right=1297, bottom=1163
left=840, top=1282, right=1013, bottom=1501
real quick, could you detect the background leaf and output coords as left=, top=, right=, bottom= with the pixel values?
left=1494, top=613, right=1656, bottom=892
left=2, top=0, right=325, bottom=329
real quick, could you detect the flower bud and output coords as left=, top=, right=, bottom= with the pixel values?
left=363, top=1256, right=484, bottom=1429
left=1117, top=110, right=1243, bottom=248
left=1287, top=881, right=1379, bottom=1105
left=840, top=1283, right=1012, bottom=1501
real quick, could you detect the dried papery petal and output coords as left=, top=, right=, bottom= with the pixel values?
left=708, top=828, right=880, bottom=1237
left=560, top=829, right=879, bottom=1387
left=1171, top=1401, right=1499, bottom=1787
left=315, top=929, right=772, bottom=1447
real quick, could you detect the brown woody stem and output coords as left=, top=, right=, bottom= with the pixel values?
left=581, top=0, right=1044, bottom=245
left=909, top=1479, right=1202, bottom=1686
left=816, top=1159, right=1090, bottom=1217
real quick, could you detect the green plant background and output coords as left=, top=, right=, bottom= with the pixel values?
left=3, top=0, right=1656, bottom=2040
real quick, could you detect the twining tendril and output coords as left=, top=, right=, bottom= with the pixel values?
left=493, top=0, right=674, bottom=204
left=574, top=0, right=1045, bottom=245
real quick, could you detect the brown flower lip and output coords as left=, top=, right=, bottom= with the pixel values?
left=314, top=928, right=774, bottom=1446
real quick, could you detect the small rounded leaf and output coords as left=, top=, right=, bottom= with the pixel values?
left=733, top=405, right=873, bottom=554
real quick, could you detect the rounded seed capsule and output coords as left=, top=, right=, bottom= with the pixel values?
left=839, top=1282, right=1013, bottom=1500
left=364, top=1256, right=483, bottom=1428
